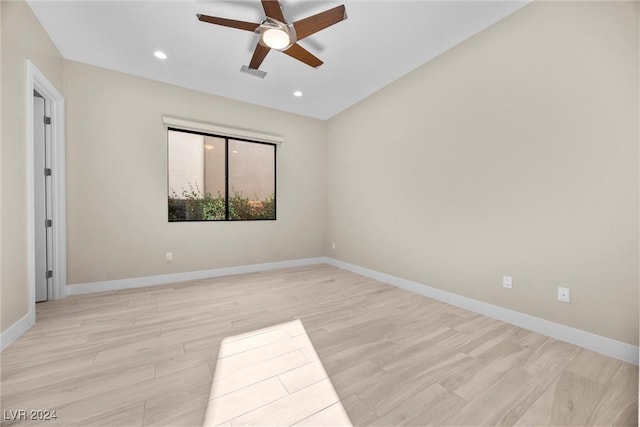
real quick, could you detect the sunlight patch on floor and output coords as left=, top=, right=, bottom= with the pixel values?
left=203, top=319, right=352, bottom=426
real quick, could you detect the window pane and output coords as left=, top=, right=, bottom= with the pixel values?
left=167, top=129, right=276, bottom=222
left=202, top=136, right=226, bottom=220
left=228, top=139, right=275, bottom=220
left=168, top=131, right=203, bottom=197
left=168, top=130, right=226, bottom=221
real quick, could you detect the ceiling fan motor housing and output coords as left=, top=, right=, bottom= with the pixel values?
left=257, top=17, right=297, bottom=51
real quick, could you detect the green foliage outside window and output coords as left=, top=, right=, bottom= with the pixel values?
left=168, top=184, right=274, bottom=221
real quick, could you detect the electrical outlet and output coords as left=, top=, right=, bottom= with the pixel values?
left=557, top=286, right=570, bottom=303
left=331, top=242, right=336, bottom=250
left=166, top=252, right=173, bottom=262
left=503, top=275, right=513, bottom=289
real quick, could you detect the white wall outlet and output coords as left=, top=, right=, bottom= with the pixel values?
left=331, top=242, right=336, bottom=250
left=503, top=275, right=513, bottom=289
left=557, top=286, right=570, bottom=303
left=166, top=252, right=173, bottom=262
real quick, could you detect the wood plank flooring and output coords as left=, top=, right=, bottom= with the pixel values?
left=203, top=319, right=351, bottom=426
left=1, top=264, right=637, bottom=426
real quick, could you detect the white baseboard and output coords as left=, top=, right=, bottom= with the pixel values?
left=1, top=310, right=35, bottom=352
left=66, top=257, right=328, bottom=296
left=325, top=257, right=639, bottom=365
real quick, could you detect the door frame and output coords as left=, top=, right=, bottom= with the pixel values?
left=26, top=60, right=66, bottom=308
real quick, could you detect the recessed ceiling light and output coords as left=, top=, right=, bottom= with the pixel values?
left=154, top=50, right=167, bottom=60
left=293, top=91, right=303, bottom=97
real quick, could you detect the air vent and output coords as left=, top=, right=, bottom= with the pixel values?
left=240, top=65, right=267, bottom=79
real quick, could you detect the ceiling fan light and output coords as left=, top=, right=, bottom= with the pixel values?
left=262, top=28, right=290, bottom=50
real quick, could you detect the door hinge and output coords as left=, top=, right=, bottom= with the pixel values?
left=44, top=168, right=52, bottom=176
left=45, top=219, right=52, bottom=228
left=46, top=270, right=53, bottom=279
left=44, top=116, right=51, bottom=125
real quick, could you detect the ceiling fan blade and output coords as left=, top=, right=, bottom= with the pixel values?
left=249, top=43, right=271, bottom=70
left=197, top=14, right=260, bottom=32
left=283, top=43, right=323, bottom=68
left=261, top=0, right=286, bottom=23
left=293, top=5, right=347, bottom=40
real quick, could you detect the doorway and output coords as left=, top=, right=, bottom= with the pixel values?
left=27, top=60, right=67, bottom=312
left=33, top=90, right=53, bottom=302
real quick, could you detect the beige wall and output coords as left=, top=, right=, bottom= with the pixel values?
left=327, top=1, right=639, bottom=346
left=64, top=60, right=326, bottom=284
left=1, top=1, right=64, bottom=333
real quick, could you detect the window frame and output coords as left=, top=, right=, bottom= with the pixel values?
left=167, top=126, right=277, bottom=222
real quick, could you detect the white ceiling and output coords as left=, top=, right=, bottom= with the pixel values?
left=27, top=0, right=529, bottom=120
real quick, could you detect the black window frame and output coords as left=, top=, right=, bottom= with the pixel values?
left=167, top=127, right=277, bottom=222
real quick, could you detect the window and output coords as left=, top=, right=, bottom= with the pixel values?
left=168, top=128, right=276, bottom=221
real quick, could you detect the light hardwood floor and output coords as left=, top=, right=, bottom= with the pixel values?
left=1, top=264, right=637, bottom=426
left=203, top=319, right=351, bottom=426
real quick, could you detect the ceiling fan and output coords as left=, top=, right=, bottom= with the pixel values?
left=197, top=1, right=347, bottom=73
